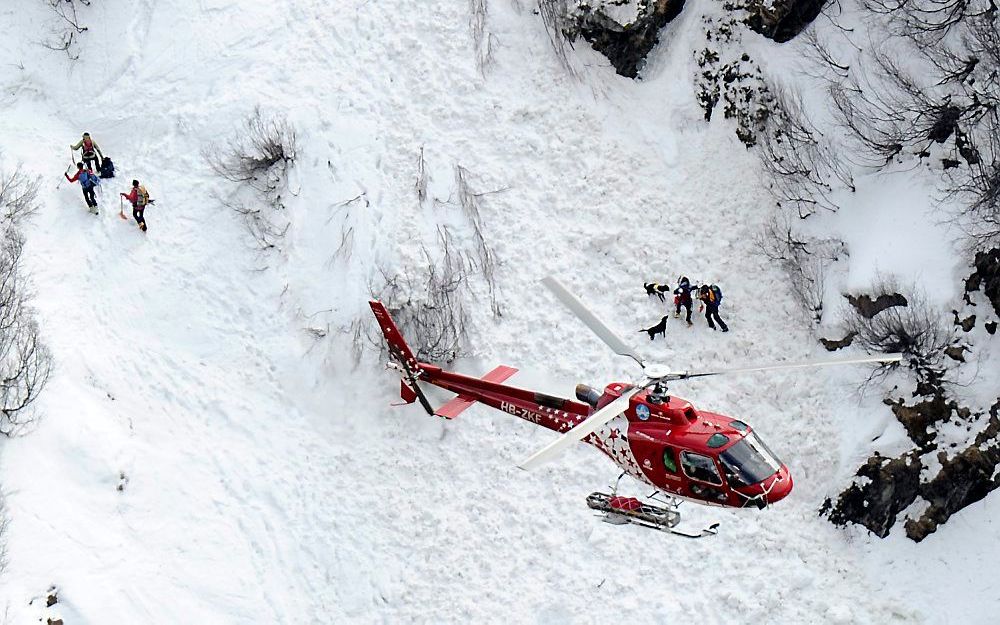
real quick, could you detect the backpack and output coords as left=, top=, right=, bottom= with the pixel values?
left=136, top=185, right=150, bottom=207
left=100, top=157, right=115, bottom=179
left=80, top=171, right=99, bottom=189
left=82, top=137, right=94, bottom=154
left=709, top=284, right=723, bottom=305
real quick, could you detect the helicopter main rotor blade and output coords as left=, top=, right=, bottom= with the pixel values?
left=519, top=386, right=644, bottom=471
left=664, top=354, right=903, bottom=381
left=541, top=276, right=645, bottom=368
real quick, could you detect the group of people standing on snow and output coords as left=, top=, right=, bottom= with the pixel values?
left=63, top=132, right=153, bottom=232
left=642, top=276, right=729, bottom=338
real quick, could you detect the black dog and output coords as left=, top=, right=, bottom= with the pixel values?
left=644, top=282, right=670, bottom=303
left=639, top=316, right=669, bottom=340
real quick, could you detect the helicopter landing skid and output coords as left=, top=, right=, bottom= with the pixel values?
left=586, top=492, right=720, bottom=538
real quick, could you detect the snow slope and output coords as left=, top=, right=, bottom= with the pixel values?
left=0, top=0, right=996, bottom=623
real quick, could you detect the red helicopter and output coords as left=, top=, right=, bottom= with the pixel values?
left=370, top=277, right=900, bottom=537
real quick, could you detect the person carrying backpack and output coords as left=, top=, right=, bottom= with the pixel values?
left=70, top=132, right=104, bottom=173
left=697, top=284, right=729, bottom=332
left=673, top=276, right=696, bottom=326
left=64, top=162, right=100, bottom=214
left=120, top=180, right=151, bottom=231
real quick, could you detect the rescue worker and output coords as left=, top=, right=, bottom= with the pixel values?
left=64, top=162, right=100, bottom=214
left=120, top=179, right=149, bottom=231
left=673, top=276, right=696, bottom=326
left=70, top=132, right=104, bottom=173
left=697, top=284, right=729, bottom=332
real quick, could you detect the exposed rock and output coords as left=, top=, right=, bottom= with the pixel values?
left=567, top=0, right=687, bottom=78
left=886, top=393, right=969, bottom=450
left=952, top=309, right=976, bottom=332
left=824, top=451, right=923, bottom=538
left=694, top=16, right=776, bottom=147
left=987, top=321, right=997, bottom=335
left=845, top=292, right=908, bottom=319
left=906, top=404, right=1000, bottom=541
left=944, top=344, right=967, bottom=362
left=965, top=247, right=1000, bottom=316
left=819, top=332, right=856, bottom=351
left=46, top=591, right=57, bottom=607
left=740, top=0, right=828, bottom=42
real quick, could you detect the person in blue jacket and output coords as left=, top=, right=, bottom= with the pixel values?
left=65, top=162, right=100, bottom=214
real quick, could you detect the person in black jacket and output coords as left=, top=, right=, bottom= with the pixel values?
left=673, top=276, right=696, bottom=326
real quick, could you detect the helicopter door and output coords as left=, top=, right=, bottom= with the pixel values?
left=679, top=450, right=729, bottom=504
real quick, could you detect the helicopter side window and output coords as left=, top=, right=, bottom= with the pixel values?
left=680, top=451, right=722, bottom=486
left=662, top=448, right=677, bottom=473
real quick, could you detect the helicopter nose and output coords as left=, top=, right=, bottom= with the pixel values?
left=766, top=465, right=794, bottom=503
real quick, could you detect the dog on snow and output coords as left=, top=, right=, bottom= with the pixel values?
left=644, top=282, right=671, bottom=303
left=639, top=316, right=669, bottom=341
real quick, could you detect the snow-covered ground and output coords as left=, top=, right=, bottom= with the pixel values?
left=0, top=0, right=997, bottom=623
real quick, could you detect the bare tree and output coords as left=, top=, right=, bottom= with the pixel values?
left=760, top=83, right=855, bottom=217
left=863, top=0, right=996, bottom=39
left=0, top=165, right=41, bottom=227
left=454, top=165, right=503, bottom=317
left=538, top=0, right=579, bottom=77
left=844, top=279, right=951, bottom=374
left=0, top=229, right=51, bottom=437
left=755, top=212, right=847, bottom=322
left=470, top=0, right=498, bottom=76
left=369, top=228, right=472, bottom=364
left=40, top=0, right=90, bottom=60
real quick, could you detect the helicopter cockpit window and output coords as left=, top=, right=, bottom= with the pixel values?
left=719, top=432, right=783, bottom=488
left=729, top=420, right=748, bottom=432
left=663, top=448, right=677, bottom=473
left=680, top=451, right=722, bottom=485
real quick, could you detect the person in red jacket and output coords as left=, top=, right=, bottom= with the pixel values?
left=65, top=162, right=100, bottom=214
left=120, top=179, right=150, bottom=231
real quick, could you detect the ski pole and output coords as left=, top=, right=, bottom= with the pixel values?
left=119, top=195, right=126, bottom=220
left=55, top=164, right=71, bottom=190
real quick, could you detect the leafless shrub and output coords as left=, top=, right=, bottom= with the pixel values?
left=0, top=491, right=7, bottom=575
left=0, top=229, right=51, bottom=437
left=454, top=165, right=502, bottom=317
left=40, top=0, right=90, bottom=60
left=756, top=212, right=847, bottom=322
left=370, top=228, right=471, bottom=364
left=223, top=200, right=289, bottom=251
left=863, top=0, right=995, bottom=39
left=800, top=28, right=851, bottom=83
left=415, top=147, right=428, bottom=204
left=845, top=280, right=951, bottom=373
left=470, top=0, right=498, bottom=76
left=205, top=109, right=297, bottom=249
left=538, top=0, right=579, bottom=77
left=0, top=165, right=41, bottom=227
left=760, top=84, right=855, bottom=217
left=204, top=108, right=297, bottom=192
